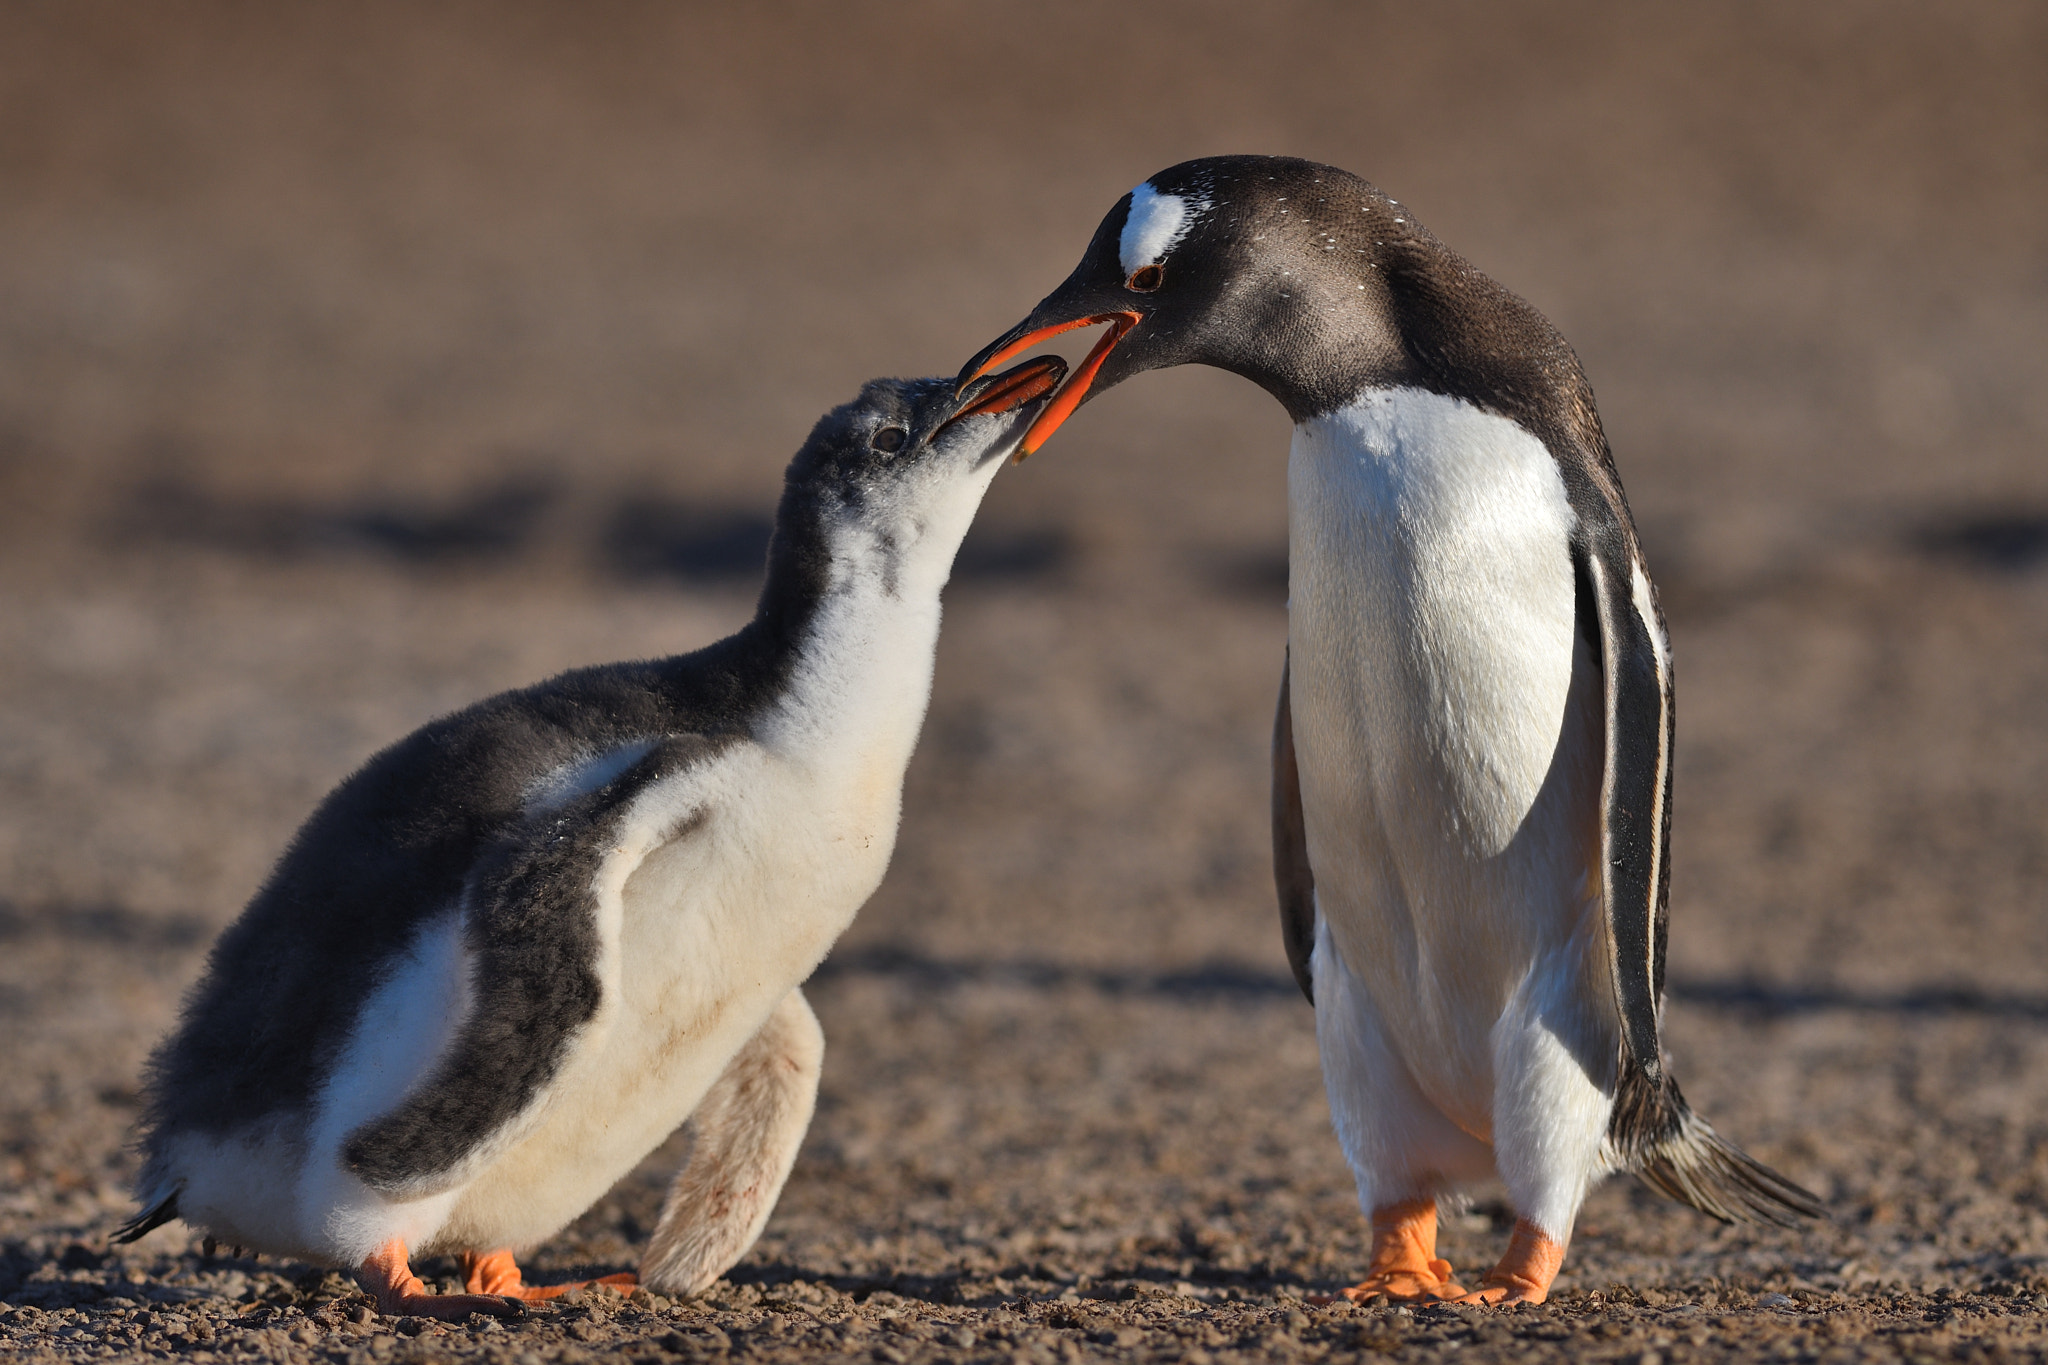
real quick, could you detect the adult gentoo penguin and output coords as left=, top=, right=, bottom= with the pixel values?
left=958, top=156, right=1820, bottom=1305
left=114, top=357, right=1068, bottom=1319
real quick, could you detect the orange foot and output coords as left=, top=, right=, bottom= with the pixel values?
left=1338, top=1199, right=1467, bottom=1303
left=1446, top=1219, right=1565, bottom=1306
left=357, top=1239, right=524, bottom=1321
left=460, top=1247, right=637, bottom=1302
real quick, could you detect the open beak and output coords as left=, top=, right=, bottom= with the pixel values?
left=935, top=354, right=1069, bottom=436
left=955, top=310, right=1143, bottom=460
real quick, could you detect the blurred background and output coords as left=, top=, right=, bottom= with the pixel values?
left=2, top=0, right=2045, bottom=1303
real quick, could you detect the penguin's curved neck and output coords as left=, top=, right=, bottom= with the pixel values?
left=1224, top=232, right=1590, bottom=452
left=735, top=467, right=990, bottom=770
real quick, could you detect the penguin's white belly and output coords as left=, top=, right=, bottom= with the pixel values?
left=437, top=741, right=898, bottom=1252
left=1288, top=389, right=1607, bottom=1137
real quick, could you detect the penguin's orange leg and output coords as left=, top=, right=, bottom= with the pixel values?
left=459, top=1248, right=637, bottom=1301
left=356, top=1239, right=523, bottom=1320
left=1447, top=1220, right=1565, bottom=1306
left=1338, top=1199, right=1466, bottom=1302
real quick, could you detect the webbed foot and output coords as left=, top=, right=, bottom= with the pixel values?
left=460, top=1247, right=636, bottom=1301
left=1443, top=1219, right=1564, bottom=1306
left=1336, top=1199, right=1468, bottom=1303
left=358, top=1240, right=524, bottom=1320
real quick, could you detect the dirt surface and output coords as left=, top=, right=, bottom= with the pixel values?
left=3, top=3, right=2047, bottom=1361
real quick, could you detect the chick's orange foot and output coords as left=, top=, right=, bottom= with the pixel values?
left=460, top=1247, right=637, bottom=1301
left=356, top=1240, right=524, bottom=1320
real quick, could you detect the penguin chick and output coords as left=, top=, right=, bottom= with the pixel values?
left=115, top=357, right=1068, bottom=1319
left=959, top=155, right=1820, bottom=1305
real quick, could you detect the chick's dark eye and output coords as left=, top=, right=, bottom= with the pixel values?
left=1126, top=263, right=1165, bottom=292
left=872, top=427, right=908, bottom=453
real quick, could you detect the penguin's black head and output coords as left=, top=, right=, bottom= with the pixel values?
left=957, top=155, right=1461, bottom=445
left=782, top=355, right=1066, bottom=515
left=759, top=356, right=1067, bottom=609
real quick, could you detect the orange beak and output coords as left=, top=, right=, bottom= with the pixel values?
left=933, top=354, right=1069, bottom=435
left=957, top=311, right=1143, bottom=460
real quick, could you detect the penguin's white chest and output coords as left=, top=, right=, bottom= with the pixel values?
left=1287, top=388, right=1602, bottom=1125
left=438, top=737, right=904, bottom=1253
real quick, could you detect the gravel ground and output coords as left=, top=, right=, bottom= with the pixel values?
left=4, top=3, right=2047, bottom=1362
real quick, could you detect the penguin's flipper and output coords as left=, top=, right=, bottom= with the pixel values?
left=342, top=737, right=717, bottom=1198
left=1579, top=525, right=1824, bottom=1225
left=641, top=987, right=824, bottom=1297
left=1271, top=653, right=1318, bottom=1005
left=1576, top=532, right=1673, bottom=1077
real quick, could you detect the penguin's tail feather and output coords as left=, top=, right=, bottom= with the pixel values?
left=111, top=1187, right=182, bottom=1245
left=1606, top=1063, right=1824, bottom=1226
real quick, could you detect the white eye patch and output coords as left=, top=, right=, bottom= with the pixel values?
left=1119, top=181, right=1200, bottom=276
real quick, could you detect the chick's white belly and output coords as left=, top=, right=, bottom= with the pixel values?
left=1288, top=391, right=1607, bottom=1137
left=439, top=749, right=897, bottom=1253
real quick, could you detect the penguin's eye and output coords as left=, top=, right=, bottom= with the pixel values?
left=1126, top=263, right=1165, bottom=292
left=871, top=426, right=908, bottom=454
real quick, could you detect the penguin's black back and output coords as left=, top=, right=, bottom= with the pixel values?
left=147, top=654, right=716, bottom=1140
